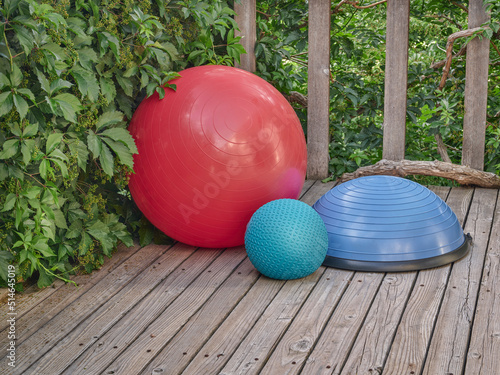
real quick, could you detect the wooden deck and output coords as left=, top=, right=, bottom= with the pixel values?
left=1, top=180, right=500, bottom=375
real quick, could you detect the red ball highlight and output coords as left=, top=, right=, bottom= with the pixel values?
left=128, top=65, right=307, bottom=248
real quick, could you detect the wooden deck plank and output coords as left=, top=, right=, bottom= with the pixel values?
left=382, top=187, right=475, bottom=375
left=0, top=243, right=140, bottom=333
left=340, top=272, right=417, bottom=375
left=0, top=243, right=182, bottom=375
left=423, top=188, right=497, bottom=375
left=465, top=190, right=500, bottom=374
left=4, top=183, right=500, bottom=375
left=259, top=267, right=354, bottom=374
left=29, top=245, right=220, bottom=375
left=217, top=268, right=325, bottom=375
left=181, top=275, right=285, bottom=375
left=100, top=248, right=248, bottom=375
left=338, top=186, right=451, bottom=374
left=139, top=255, right=260, bottom=375
left=299, top=271, right=385, bottom=374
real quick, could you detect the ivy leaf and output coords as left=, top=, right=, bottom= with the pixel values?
left=39, top=159, right=50, bottom=180
left=21, top=142, right=31, bottom=165
left=0, top=92, right=13, bottom=117
left=115, top=74, right=134, bottom=97
left=99, top=143, right=114, bottom=176
left=0, top=73, right=10, bottom=89
left=12, top=24, right=34, bottom=55
left=99, top=76, right=116, bottom=103
left=87, top=219, right=114, bottom=256
left=68, top=139, right=89, bottom=171
left=5, top=0, right=22, bottom=18
left=35, top=241, right=56, bottom=258
left=2, top=193, right=17, bottom=212
left=46, top=133, right=63, bottom=154
left=23, top=122, right=38, bottom=137
left=0, top=139, right=20, bottom=159
left=100, top=127, right=138, bottom=154
left=95, top=110, right=125, bottom=131
left=13, top=94, right=29, bottom=119
left=0, top=251, right=14, bottom=282
left=10, top=64, right=23, bottom=87
left=70, top=66, right=99, bottom=101
left=79, top=232, right=93, bottom=256
left=78, top=47, right=99, bottom=70
left=102, top=137, right=134, bottom=169
left=99, top=32, right=120, bottom=59
left=53, top=209, right=68, bottom=229
left=49, top=79, right=72, bottom=96
left=52, top=93, right=82, bottom=123
left=87, top=130, right=102, bottom=158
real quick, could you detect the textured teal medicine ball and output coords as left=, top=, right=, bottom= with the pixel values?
left=245, top=199, right=328, bottom=280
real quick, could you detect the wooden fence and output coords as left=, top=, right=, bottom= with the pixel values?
left=234, top=0, right=491, bottom=180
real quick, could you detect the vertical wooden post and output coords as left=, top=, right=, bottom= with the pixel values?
left=382, top=0, right=410, bottom=161
left=234, top=0, right=256, bottom=72
left=462, top=0, right=490, bottom=170
left=307, top=0, right=331, bottom=179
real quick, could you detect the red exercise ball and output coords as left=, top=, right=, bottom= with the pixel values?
left=128, top=65, right=307, bottom=248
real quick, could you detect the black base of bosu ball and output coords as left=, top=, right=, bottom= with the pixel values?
left=313, top=176, right=472, bottom=272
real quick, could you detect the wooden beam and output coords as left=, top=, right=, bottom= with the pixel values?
left=382, top=0, right=410, bottom=161
left=307, top=0, right=331, bottom=179
left=234, top=0, right=256, bottom=72
left=462, top=0, right=490, bottom=170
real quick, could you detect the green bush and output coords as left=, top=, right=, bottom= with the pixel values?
left=0, top=0, right=243, bottom=288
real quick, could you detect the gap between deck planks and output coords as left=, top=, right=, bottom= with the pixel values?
left=1, top=181, right=499, bottom=375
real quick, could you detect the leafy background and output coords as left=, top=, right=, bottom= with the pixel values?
left=0, top=0, right=243, bottom=288
left=0, top=0, right=499, bottom=288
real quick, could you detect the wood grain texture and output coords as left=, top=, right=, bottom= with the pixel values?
left=218, top=269, right=325, bottom=375
left=101, top=248, right=247, bottom=375
left=139, top=257, right=260, bottom=375
left=6, top=183, right=500, bottom=375
left=307, top=0, right=331, bottom=179
left=383, top=187, right=474, bottom=375
left=340, top=273, right=417, bottom=375
left=423, top=188, right=496, bottom=375
left=300, top=272, right=385, bottom=375
left=462, top=0, right=490, bottom=170
left=382, top=0, right=410, bottom=161
left=234, top=0, right=256, bottom=72
left=34, top=245, right=220, bottom=375
left=0, top=243, right=179, bottom=375
left=465, top=190, right=500, bottom=374
left=261, top=267, right=353, bottom=374
left=181, top=275, right=285, bottom=375
left=0, top=243, right=140, bottom=333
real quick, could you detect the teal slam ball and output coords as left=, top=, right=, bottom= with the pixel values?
left=244, top=199, right=328, bottom=280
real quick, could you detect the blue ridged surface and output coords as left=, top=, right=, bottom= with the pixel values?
left=313, top=176, right=467, bottom=268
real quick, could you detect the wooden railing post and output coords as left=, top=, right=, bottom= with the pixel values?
left=382, top=0, right=410, bottom=161
left=234, top=0, right=256, bottom=72
left=462, top=0, right=490, bottom=170
left=307, top=0, right=331, bottom=180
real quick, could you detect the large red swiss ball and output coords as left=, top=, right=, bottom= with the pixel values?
left=128, top=65, right=307, bottom=248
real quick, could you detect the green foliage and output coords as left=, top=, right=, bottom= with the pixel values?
left=254, top=0, right=499, bottom=181
left=0, top=0, right=242, bottom=288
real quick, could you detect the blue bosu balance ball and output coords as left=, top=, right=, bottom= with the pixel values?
left=245, top=199, right=328, bottom=280
left=313, top=176, right=471, bottom=272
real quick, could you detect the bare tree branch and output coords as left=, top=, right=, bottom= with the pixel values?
left=437, top=26, right=486, bottom=91
left=333, top=0, right=387, bottom=14
left=338, top=159, right=500, bottom=188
